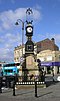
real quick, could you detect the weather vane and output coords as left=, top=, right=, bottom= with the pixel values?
left=26, top=8, right=33, bottom=15
left=26, top=8, right=33, bottom=24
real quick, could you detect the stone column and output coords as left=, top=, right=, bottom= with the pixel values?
left=54, top=66, right=57, bottom=75
left=44, top=66, right=47, bottom=74
left=50, top=66, right=53, bottom=74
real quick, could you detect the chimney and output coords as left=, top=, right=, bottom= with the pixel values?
left=51, top=38, right=55, bottom=44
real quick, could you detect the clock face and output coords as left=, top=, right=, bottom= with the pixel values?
left=27, top=27, right=32, bottom=33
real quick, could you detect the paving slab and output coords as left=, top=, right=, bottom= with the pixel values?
left=0, top=81, right=60, bottom=101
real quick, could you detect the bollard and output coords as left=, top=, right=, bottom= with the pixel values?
left=13, top=81, right=15, bottom=96
left=35, top=81, right=37, bottom=97
left=0, top=77, right=2, bottom=93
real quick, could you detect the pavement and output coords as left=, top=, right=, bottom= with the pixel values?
left=0, top=81, right=60, bottom=101
left=0, top=74, right=60, bottom=101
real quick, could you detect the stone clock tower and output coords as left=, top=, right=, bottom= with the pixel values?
left=22, top=8, right=39, bottom=81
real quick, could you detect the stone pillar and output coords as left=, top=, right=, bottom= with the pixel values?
left=26, top=55, right=34, bottom=80
left=26, top=55, right=34, bottom=69
left=54, top=66, right=57, bottom=75
left=26, top=54, right=39, bottom=81
left=50, top=66, right=53, bottom=74
left=44, top=66, right=47, bottom=74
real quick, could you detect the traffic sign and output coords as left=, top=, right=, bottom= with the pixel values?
left=20, top=57, right=25, bottom=63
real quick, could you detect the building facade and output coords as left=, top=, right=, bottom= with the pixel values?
left=37, top=50, right=60, bottom=74
left=14, top=38, right=60, bottom=74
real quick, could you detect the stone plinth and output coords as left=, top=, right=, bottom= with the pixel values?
left=26, top=55, right=39, bottom=81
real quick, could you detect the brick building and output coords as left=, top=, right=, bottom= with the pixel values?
left=36, top=38, right=59, bottom=53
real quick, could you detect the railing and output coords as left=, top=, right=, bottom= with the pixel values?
left=0, top=75, right=46, bottom=97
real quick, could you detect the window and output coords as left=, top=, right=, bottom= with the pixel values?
left=39, top=57, right=44, bottom=61
left=27, top=45, right=33, bottom=50
left=47, top=56, right=52, bottom=61
left=5, top=69, right=13, bottom=73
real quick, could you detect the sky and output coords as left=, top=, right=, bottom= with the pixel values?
left=0, top=0, right=60, bottom=62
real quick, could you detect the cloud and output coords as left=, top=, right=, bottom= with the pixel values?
left=0, top=47, right=13, bottom=62
left=45, top=33, right=60, bottom=48
left=33, top=9, right=41, bottom=21
left=1, top=32, right=21, bottom=46
left=0, top=44, right=13, bottom=62
left=0, top=32, right=21, bottom=62
left=0, top=7, right=41, bottom=30
left=0, top=7, right=41, bottom=62
left=33, top=32, right=60, bottom=48
left=1, top=32, right=60, bottom=62
left=5, top=33, right=21, bottom=43
left=46, top=33, right=60, bottom=41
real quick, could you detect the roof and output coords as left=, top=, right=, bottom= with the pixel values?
left=36, top=38, right=59, bottom=52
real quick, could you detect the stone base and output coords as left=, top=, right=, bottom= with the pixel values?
left=25, top=54, right=39, bottom=81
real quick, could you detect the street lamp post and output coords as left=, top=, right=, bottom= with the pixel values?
left=15, top=19, right=24, bottom=57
